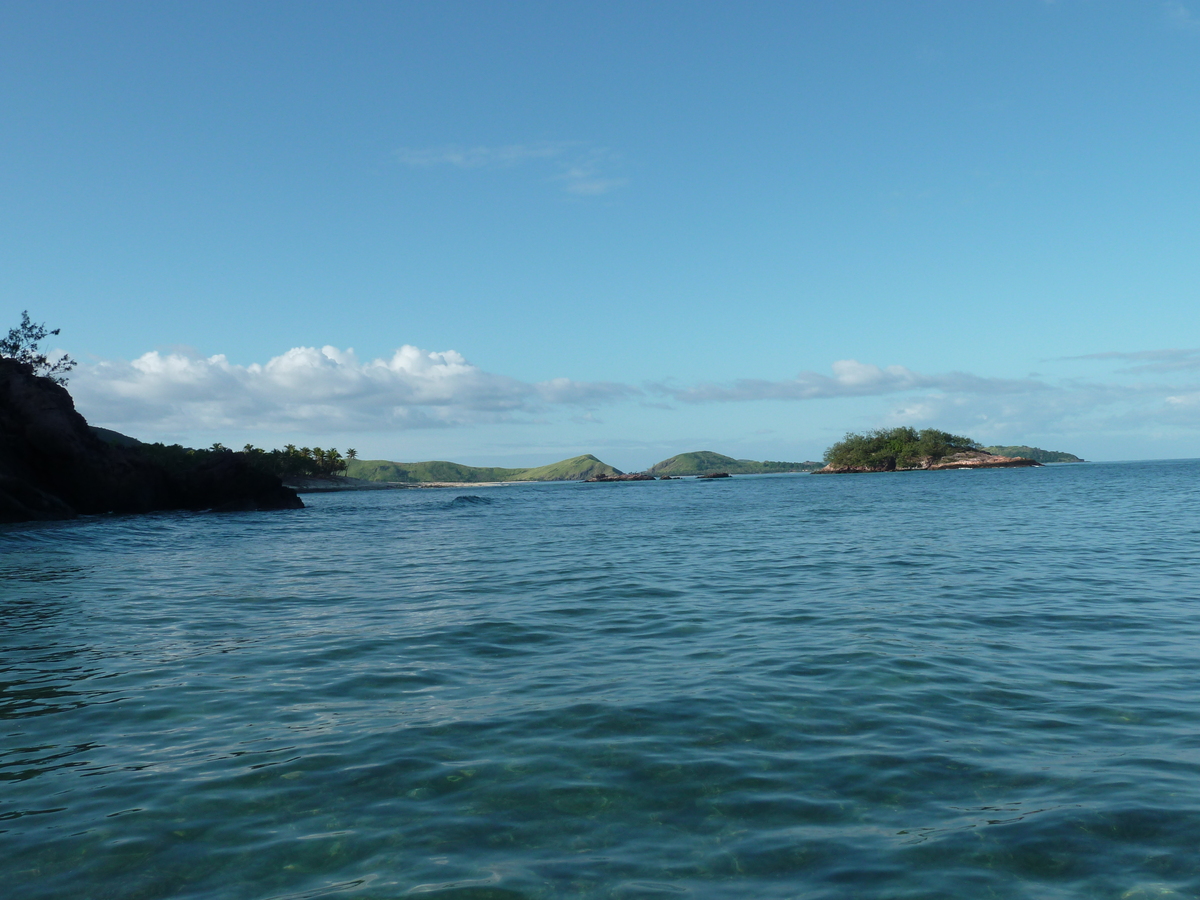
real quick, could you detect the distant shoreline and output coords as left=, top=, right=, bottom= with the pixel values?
left=282, top=475, right=513, bottom=493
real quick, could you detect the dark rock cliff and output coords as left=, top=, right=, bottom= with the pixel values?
left=0, top=359, right=302, bottom=522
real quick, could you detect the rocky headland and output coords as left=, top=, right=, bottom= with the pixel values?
left=0, top=359, right=302, bottom=522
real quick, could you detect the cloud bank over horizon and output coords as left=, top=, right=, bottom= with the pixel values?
left=68, top=343, right=1200, bottom=451
left=653, top=359, right=1049, bottom=404
left=71, top=344, right=638, bottom=435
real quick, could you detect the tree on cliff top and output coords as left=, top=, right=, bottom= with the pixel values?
left=1, top=311, right=77, bottom=385
left=823, top=427, right=980, bottom=470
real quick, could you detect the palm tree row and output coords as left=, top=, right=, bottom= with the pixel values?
left=238, top=443, right=357, bottom=477
left=139, top=440, right=360, bottom=480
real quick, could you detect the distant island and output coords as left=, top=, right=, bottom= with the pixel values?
left=77, top=427, right=1082, bottom=489
left=342, top=450, right=822, bottom=485
left=76, top=429, right=1085, bottom=489
left=982, top=445, right=1084, bottom=463
left=646, top=451, right=822, bottom=477
left=327, top=440, right=1081, bottom=485
left=344, top=454, right=619, bottom=484
left=815, top=428, right=1047, bottom=474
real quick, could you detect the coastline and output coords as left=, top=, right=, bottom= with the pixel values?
left=282, top=474, right=512, bottom=493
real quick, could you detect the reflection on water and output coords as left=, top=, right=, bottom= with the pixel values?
left=2, top=461, right=1200, bottom=899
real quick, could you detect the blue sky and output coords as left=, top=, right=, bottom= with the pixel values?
left=4, top=1, right=1199, bottom=468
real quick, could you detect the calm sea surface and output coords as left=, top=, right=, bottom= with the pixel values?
left=3, top=461, right=1200, bottom=900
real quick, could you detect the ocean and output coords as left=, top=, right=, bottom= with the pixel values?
left=3, top=460, right=1199, bottom=899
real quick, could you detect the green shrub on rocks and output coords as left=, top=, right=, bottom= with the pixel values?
left=823, top=427, right=980, bottom=471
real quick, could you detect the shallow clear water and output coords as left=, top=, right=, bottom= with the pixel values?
left=3, top=461, right=1200, bottom=899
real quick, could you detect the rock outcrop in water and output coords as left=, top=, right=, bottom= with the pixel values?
left=0, top=358, right=303, bottom=522
left=583, top=472, right=657, bottom=482
left=814, top=449, right=1042, bottom=474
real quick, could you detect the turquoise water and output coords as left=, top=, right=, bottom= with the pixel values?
left=3, top=461, right=1200, bottom=899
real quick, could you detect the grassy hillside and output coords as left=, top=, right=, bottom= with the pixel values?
left=507, top=454, right=621, bottom=481
left=984, top=445, right=1084, bottom=463
left=344, top=459, right=525, bottom=483
left=344, top=454, right=622, bottom=483
left=648, top=450, right=821, bottom=476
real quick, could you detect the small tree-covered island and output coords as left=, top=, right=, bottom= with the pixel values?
left=814, top=427, right=1056, bottom=473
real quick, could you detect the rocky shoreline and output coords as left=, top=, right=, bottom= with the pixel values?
left=814, top=449, right=1042, bottom=474
left=0, top=359, right=303, bottom=522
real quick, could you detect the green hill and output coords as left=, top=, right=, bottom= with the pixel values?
left=344, top=453, right=622, bottom=483
left=344, top=459, right=525, bottom=483
left=647, top=450, right=822, bottom=477
left=507, top=454, right=621, bottom=481
left=983, top=445, right=1084, bottom=463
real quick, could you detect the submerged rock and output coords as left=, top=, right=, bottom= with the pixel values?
left=697, top=472, right=731, bottom=479
left=0, top=359, right=302, bottom=522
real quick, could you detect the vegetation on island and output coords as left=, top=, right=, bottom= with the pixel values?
left=647, top=451, right=821, bottom=477
left=345, top=451, right=822, bottom=483
left=90, top=414, right=1080, bottom=486
left=344, top=454, right=619, bottom=483
left=89, top=426, right=142, bottom=448
left=822, top=428, right=981, bottom=471
left=1, top=310, right=76, bottom=385
left=983, top=445, right=1083, bottom=463
left=95, top=428, right=620, bottom=484
left=2, top=361, right=301, bottom=521
left=509, top=455, right=621, bottom=481
left=96, top=430, right=355, bottom=479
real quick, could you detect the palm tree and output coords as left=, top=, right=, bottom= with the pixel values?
left=326, top=448, right=345, bottom=476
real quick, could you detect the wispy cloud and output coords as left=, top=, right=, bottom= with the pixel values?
left=1164, top=1, right=1200, bottom=31
left=651, top=359, right=1048, bottom=403
left=649, top=357, right=1200, bottom=444
left=72, top=344, right=640, bottom=435
left=395, top=142, right=570, bottom=169
left=395, top=141, right=626, bottom=195
left=550, top=146, right=628, bottom=196
left=1053, top=347, right=1200, bottom=374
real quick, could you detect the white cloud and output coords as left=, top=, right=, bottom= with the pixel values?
left=68, top=345, right=1200, bottom=447
left=396, top=141, right=626, bottom=195
left=72, top=344, right=637, bottom=435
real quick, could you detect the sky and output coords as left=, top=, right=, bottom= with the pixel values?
left=3, top=0, right=1199, bottom=469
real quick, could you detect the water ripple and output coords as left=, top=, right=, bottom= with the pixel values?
left=2, top=463, right=1200, bottom=898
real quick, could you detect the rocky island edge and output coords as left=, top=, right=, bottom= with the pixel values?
left=0, top=358, right=302, bottom=523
